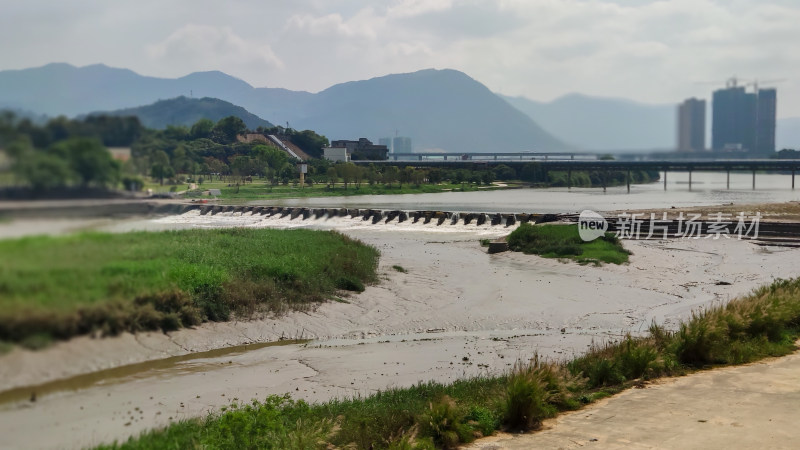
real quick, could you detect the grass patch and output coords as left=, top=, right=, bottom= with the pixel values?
left=507, top=223, right=630, bottom=265
left=0, top=229, right=379, bottom=344
left=98, top=278, right=800, bottom=449
left=392, top=265, right=408, bottom=273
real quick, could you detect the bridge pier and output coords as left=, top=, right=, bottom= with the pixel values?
left=727, top=169, right=730, bottom=190
left=602, top=170, right=607, bottom=192
left=793, top=169, right=796, bottom=190
left=663, top=169, right=667, bottom=191
left=688, top=169, right=692, bottom=191
left=753, top=170, right=756, bottom=190
left=626, top=169, right=630, bottom=193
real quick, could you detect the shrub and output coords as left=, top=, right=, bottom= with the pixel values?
left=504, top=361, right=559, bottom=431
left=418, top=396, right=472, bottom=449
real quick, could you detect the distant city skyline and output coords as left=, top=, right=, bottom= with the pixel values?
left=2, top=1, right=799, bottom=118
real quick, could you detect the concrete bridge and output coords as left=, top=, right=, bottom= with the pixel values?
left=356, top=158, right=800, bottom=192
left=389, top=152, right=585, bottom=161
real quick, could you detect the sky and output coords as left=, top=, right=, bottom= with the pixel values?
left=2, top=0, right=800, bottom=117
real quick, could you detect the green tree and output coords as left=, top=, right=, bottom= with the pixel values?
left=211, top=116, right=247, bottom=144
left=150, top=150, right=173, bottom=185
left=383, top=166, right=399, bottom=187
left=12, top=150, right=74, bottom=190
left=493, top=164, right=516, bottom=180
left=337, top=163, right=358, bottom=189
left=291, top=129, right=329, bottom=158
left=190, top=118, right=214, bottom=140
left=326, top=167, right=338, bottom=188
left=52, top=138, right=120, bottom=188
left=428, top=168, right=443, bottom=184
left=252, top=145, right=289, bottom=173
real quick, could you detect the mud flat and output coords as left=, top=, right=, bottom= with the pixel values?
left=1, top=218, right=798, bottom=449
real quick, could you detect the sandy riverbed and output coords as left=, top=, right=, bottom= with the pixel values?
left=1, top=218, right=798, bottom=449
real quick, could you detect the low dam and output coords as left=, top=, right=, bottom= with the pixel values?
left=187, top=204, right=557, bottom=227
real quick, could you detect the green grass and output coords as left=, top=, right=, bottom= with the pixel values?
left=98, top=278, right=800, bottom=449
left=392, top=265, right=408, bottom=273
left=0, top=229, right=379, bottom=344
left=507, top=223, right=630, bottom=265
left=184, top=180, right=500, bottom=200
left=143, top=177, right=501, bottom=199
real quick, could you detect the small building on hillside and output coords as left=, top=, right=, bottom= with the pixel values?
left=107, top=147, right=131, bottom=162
left=323, top=146, right=350, bottom=162
left=325, top=138, right=389, bottom=161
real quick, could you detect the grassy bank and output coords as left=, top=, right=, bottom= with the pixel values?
left=100, top=278, right=800, bottom=449
left=0, top=229, right=379, bottom=346
left=169, top=180, right=504, bottom=200
left=507, top=223, right=630, bottom=265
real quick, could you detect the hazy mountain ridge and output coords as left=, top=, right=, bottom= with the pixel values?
left=290, top=69, right=570, bottom=152
left=0, top=63, right=569, bottom=152
left=86, top=96, right=274, bottom=130
left=777, top=117, right=800, bottom=150
left=505, top=93, right=800, bottom=151
left=502, top=93, right=677, bottom=151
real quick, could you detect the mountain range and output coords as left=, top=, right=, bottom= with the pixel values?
left=1, top=63, right=798, bottom=152
left=0, top=63, right=567, bottom=153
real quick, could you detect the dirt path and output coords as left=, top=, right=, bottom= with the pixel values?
left=466, top=348, right=800, bottom=450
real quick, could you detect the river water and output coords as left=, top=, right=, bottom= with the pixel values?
left=263, top=172, right=800, bottom=213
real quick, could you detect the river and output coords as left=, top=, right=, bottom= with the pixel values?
left=0, top=176, right=799, bottom=449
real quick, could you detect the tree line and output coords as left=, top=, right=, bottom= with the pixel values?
left=0, top=110, right=658, bottom=195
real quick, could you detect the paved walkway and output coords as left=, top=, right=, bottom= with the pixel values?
left=466, top=348, right=800, bottom=449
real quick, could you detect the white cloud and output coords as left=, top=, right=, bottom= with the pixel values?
left=2, top=0, right=800, bottom=116
left=387, top=0, right=454, bottom=18
left=147, top=24, right=284, bottom=74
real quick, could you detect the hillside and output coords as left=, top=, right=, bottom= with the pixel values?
left=503, top=93, right=676, bottom=151
left=290, top=69, right=570, bottom=152
left=88, top=96, right=273, bottom=130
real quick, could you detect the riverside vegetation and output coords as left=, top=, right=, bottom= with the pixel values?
left=0, top=112, right=658, bottom=200
left=0, top=229, right=379, bottom=348
left=507, top=223, right=631, bottom=265
left=99, top=277, right=800, bottom=449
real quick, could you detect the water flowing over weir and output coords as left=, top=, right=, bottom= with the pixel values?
left=152, top=203, right=559, bottom=232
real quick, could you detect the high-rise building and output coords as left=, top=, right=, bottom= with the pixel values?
left=677, top=98, right=706, bottom=152
left=392, top=136, right=412, bottom=153
left=378, top=137, right=392, bottom=151
left=756, top=88, right=777, bottom=154
left=711, top=85, right=775, bottom=155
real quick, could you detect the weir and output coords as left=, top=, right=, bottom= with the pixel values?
left=160, top=204, right=562, bottom=228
